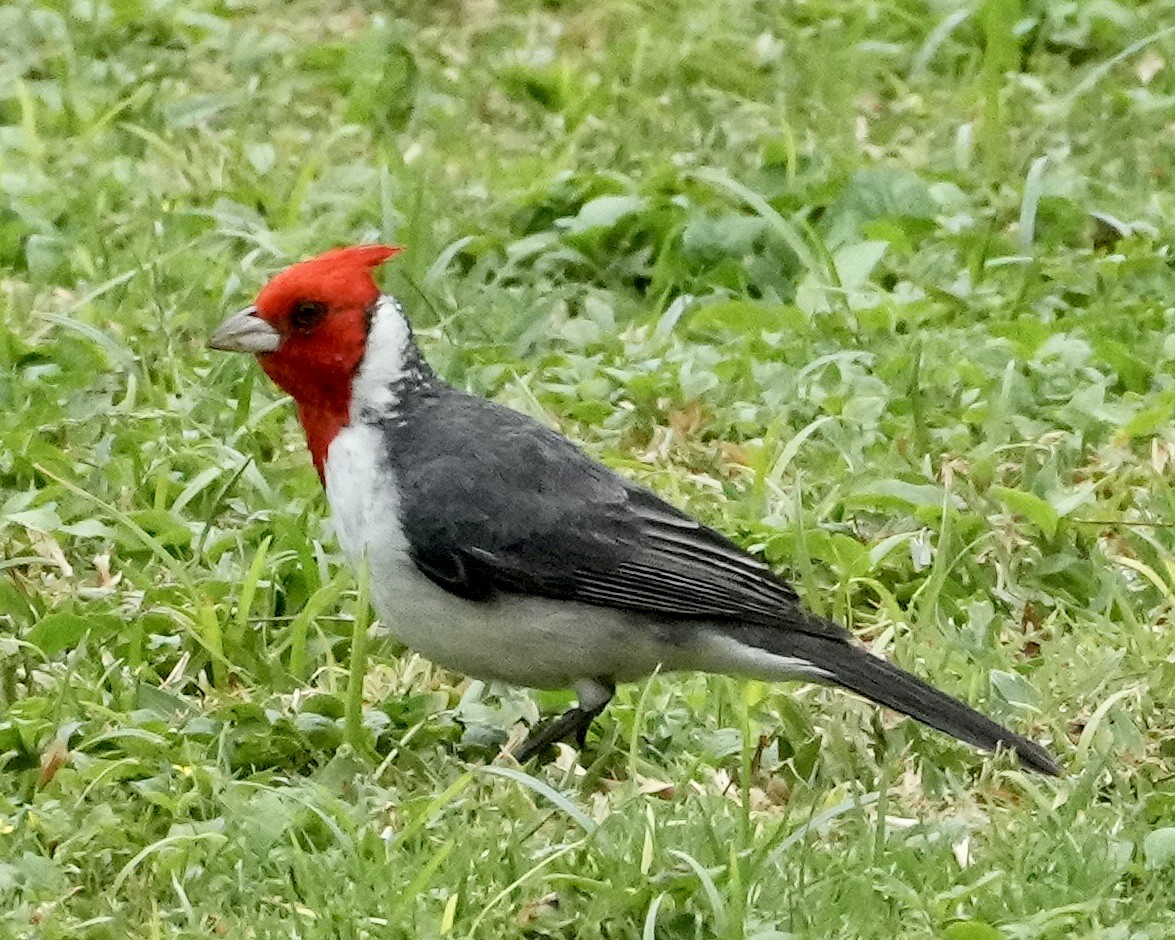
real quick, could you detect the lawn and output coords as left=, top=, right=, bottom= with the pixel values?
left=2, top=0, right=1175, bottom=936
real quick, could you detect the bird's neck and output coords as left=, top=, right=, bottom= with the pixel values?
left=302, top=294, right=434, bottom=482
left=297, top=391, right=353, bottom=483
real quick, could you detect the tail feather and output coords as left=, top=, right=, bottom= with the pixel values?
left=738, top=627, right=1062, bottom=776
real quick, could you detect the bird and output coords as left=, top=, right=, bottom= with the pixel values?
left=209, top=243, right=1061, bottom=775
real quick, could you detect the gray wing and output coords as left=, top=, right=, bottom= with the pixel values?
left=388, top=391, right=847, bottom=641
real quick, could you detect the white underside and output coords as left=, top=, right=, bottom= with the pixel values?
left=322, top=296, right=831, bottom=695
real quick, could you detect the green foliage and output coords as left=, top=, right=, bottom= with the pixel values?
left=1, top=0, right=1174, bottom=936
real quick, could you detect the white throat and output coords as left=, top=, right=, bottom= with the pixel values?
left=350, top=294, right=411, bottom=421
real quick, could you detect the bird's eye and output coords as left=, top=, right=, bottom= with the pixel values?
left=289, top=300, right=328, bottom=332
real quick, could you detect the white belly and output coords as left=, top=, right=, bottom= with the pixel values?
left=323, top=424, right=671, bottom=689
left=368, top=556, right=671, bottom=688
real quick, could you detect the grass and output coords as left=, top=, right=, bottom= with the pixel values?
left=2, top=0, right=1175, bottom=935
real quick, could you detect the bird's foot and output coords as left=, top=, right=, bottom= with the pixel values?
left=512, top=700, right=608, bottom=763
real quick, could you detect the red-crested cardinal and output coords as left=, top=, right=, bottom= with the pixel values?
left=210, top=244, right=1060, bottom=774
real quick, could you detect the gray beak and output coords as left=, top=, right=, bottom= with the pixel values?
left=208, top=306, right=282, bottom=354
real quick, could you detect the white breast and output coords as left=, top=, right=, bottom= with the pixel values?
left=324, top=423, right=409, bottom=565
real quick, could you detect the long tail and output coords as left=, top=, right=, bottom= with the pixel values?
left=731, top=626, right=1062, bottom=775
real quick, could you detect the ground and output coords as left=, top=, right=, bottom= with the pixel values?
left=1, top=0, right=1174, bottom=937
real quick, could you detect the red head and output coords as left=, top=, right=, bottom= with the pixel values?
left=209, top=244, right=402, bottom=479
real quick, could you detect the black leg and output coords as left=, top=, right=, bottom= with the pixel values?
left=513, top=683, right=613, bottom=763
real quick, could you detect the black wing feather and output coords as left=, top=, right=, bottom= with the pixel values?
left=387, top=389, right=846, bottom=642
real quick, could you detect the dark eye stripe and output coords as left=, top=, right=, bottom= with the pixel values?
left=290, top=300, right=327, bottom=331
